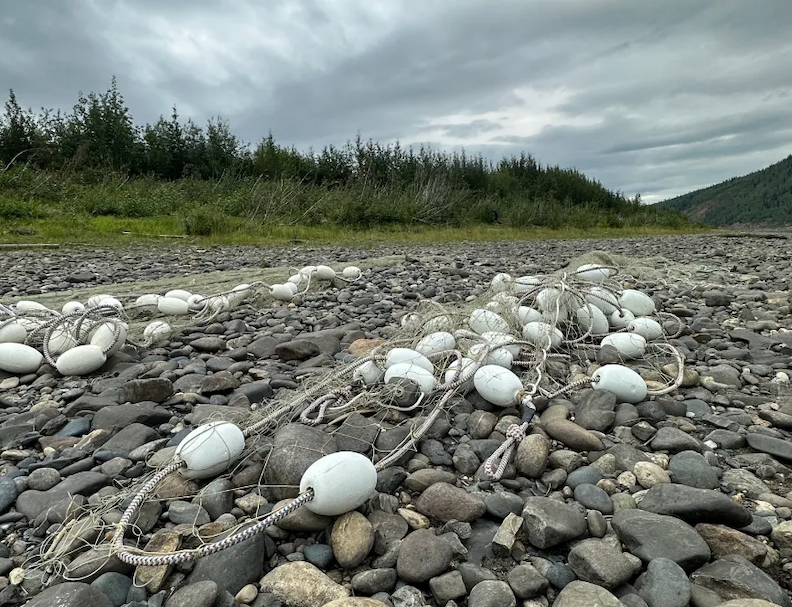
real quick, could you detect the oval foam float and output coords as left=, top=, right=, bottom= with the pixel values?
left=0, top=322, right=27, bottom=344
left=342, top=266, right=361, bottom=280
left=89, top=321, right=128, bottom=355
left=482, top=331, right=520, bottom=357
left=609, top=309, right=635, bottom=329
left=0, top=343, right=43, bottom=374
left=474, top=364, right=524, bottom=407
left=517, top=306, right=543, bottom=325
left=352, top=361, right=384, bottom=386
left=62, top=301, right=85, bottom=315
left=384, top=362, right=436, bottom=393
left=49, top=327, right=78, bottom=355
left=601, top=333, right=646, bottom=359
left=424, top=315, right=451, bottom=332
left=55, top=344, right=106, bottom=376
left=135, top=294, right=161, bottom=307
left=400, top=313, right=422, bottom=331
left=592, top=364, right=647, bottom=403
left=619, top=289, right=655, bottom=316
left=284, top=282, right=299, bottom=295
left=627, top=317, right=663, bottom=341
left=271, top=284, right=294, bottom=301
left=513, top=275, right=542, bottom=294
left=385, top=348, right=434, bottom=373
left=522, top=322, right=563, bottom=349
left=490, top=273, right=513, bottom=293
left=158, top=297, right=190, bottom=315
left=144, top=321, right=171, bottom=340
left=444, top=357, right=476, bottom=390
left=575, top=305, right=609, bottom=335
left=86, top=294, right=112, bottom=308
left=187, top=294, right=206, bottom=311
left=15, top=300, right=48, bottom=312
left=575, top=264, right=612, bottom=283
left=468, top=343, right=514, bottom=368
left=415, top=332, right=456, bottom=357
left=469, top=309, right=510, bottom=335
left=176, top=420, right=246, bottom=480
left=585, top=287, right=619, bottom=315
left=315, top=265, right=336, bottom=280
left=99, top=297, right=123, bottom=311
left=165, top=289, right=192, bottom=302
left=300, top=451, right=378, bottom=516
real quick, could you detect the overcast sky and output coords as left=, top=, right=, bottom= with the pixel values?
left=2, top=0, right=791, bottom=203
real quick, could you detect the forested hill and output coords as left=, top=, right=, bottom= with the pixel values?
left=656, top=155, right=792, bottom=226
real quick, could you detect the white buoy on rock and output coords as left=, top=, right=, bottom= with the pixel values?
left=585, top=287, right=619, bottom=315
left=415, top=332, right=456, bottom=357
left=300, top=451, right=377, bottom=516
left=592, top=364, right=647, bottom=403
left=0, top=322, right=27, bottom=344
left=55, top=344, right=106, bottom=376
left=522, top=322, right=563, bottom=349
left=576, top=264, right=613, bottom=283
left=627, top=317, right=663, bottom=341
left=490, top=273, right=513, bottom=293
left=353, top=361, right=384, bottom=386
left=342, top=266, right=362, bottom=280
left=0, top=343, right=43, bottom=374
left=474, top=365, right=526, bottom=407
left=175, top=421, right=246, bottom=480
left=469, top=309, right=510, bottom=335
left=270, top=284, right=294, bottom=302
left=315, top=265, right=336, bottom=281
left=158, top=297, right=190, bottom=315
left=62, top=301, right=85, bottom=315
left=601, top=333, right=646, bottom=359
left=575, top=305, right=609, bottom=335
left=619, top=289, right=655, bottom=316
left=385, top=348, right=434, bottom=373
left=165, top=289, right=192, bottom=302
left=609, top=309, right=635, bottom=330
left=384, top=363, right=436, bottom=393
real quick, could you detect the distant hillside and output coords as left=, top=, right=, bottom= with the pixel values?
left=656, top=155, right=792, bottom=226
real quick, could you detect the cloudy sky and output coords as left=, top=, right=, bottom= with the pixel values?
left=2, top=0, right=791, bottom=203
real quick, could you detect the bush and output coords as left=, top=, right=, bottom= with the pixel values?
left=180, top=206, right=234, bottom=235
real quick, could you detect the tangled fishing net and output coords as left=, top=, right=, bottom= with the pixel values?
left=0, top=255, right=689, bottom=588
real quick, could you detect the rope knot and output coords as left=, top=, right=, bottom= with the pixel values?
left=506, top=423, right=526, bottom=441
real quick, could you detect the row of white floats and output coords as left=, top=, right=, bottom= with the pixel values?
left=0, top=264, right=363, bottom=377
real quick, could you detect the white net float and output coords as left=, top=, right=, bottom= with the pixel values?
left=385, top=348, right=433, bottom=373
left=474, top=364, right=525, bottom=407
left=270, top=284, right=294, bottom=302
left=384, top=362, right=436, bottom=394
left=55, top=344, right=106, bottom=376
left=585, top=287, right=619, bottom=315
left=415, top=331, right=456, bottom=357
left=0, top=322, right=27, bottom=344
left=0, top=343, right=43, bottom=374
left=592, top=364, right=648, bottom=403
left=490, top=272, right=513, bottom=293
left=576, top=304, right=609, bottom=335
left=135, top=294, right=161, bottom=306
left=601, top=332, right=647, bottom=359
left=342, top=266, right=362, bottom=280
left=158, top=296, right=190, bottom=315
left=522, top=321, right=563, bottom=349
left=627, top=317, right=663, bottom=341
left=62, top=301, right=85, bottom=315
left=175, top=421, right=246, bottom=480
left=352, top=360, right=384, bottom=386
left=575, top=263, right=613, bottom=283
left=619, top=289, right=656, bottom=316
left=165, top=289, right=192, bottom=302
left=609, top=309, right=635, bottom=329
left=315, top=265, right=336, bottom=280
left=469, top=309, right=510, bottom=335
left=300, top=451, right=377, bottom=516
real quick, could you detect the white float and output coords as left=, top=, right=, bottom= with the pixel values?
left=490, top=273, right=513, bottom=293
left=601, top=333, right=647, bottom=359
left=158, top=297, right=190, bottom=315
left=585, top=287, right=619, bottom=315
left=627, top=317, right=663, bottom=341
left=187, top=294, right=207, bottom=311
left=513, top=275, right=542, bottom=294
left=384, top=363, right=436, bottom=393
left=0, top=323, right=27, bottom=344
left=99, top=297, right=123, bottom=311
left=342, top=266, right=362, bottom=280
left=575, top=305, right=609, bottom=335
left=86, top=294, right=112, bottom=308
left=135, top=294, right=161, bottom=307
left=89, top=321, right=128, bottom=355
left=468, top=342, right=513, bottom=368
left=575, top=263, right=612, bottom=283
left=55, top=344, right=106, bottom=376
left=517, top=306, right=543, bottom=325
left=144, top=321, right=172, bottom=341
left=385, top=348, right=434, bottom=373
left=424, top=315, right=451, bottom=332
left=300, top=451, right=378, bottom=516
left=0, top=343, right=43, bottom=374
left=592, top=364, right=647, bottom=403
left=401, top=313, right=422, bottom=332
left=619, top=289, right=655, bottom=316
left=445, top=357, right=476, bottom=391
left=62, top=301, right=85, bottom=315
left=522, top=322, right=563, bottom=349
left=415, top=332, right=456, bottom=357
left=482, top=331, right=521, bottom=357
left=165, top=289, right=192, bottom=302
left=468, top=309, right=510, bottom=335
left=609, top=309, right=635, bottom=329
left=284, top=282, right=299, bottom=295
left=315, top=265, right=336, bottom=281
left=175, top=421, right=246, bottom=480
left=474, top=365, right=525, bottom=407
left=270, top=284, right=294, bottom=302
left=15, top=300, right=48, bottom=312
left=353, top=361, right=384, bottom=386
left=48, top=327, right=78, bottom=355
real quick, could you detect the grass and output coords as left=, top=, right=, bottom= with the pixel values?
left=0, top=169, right=711, bottom=247
left=0, top=212, right=712, bottom=247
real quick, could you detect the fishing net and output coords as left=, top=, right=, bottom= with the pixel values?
left=1, top=254, right=689, bottom=587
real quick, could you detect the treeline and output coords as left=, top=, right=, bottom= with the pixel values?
left=658, top=155, right=792, bottom=226
left=0, top=78, right=689, bottom=231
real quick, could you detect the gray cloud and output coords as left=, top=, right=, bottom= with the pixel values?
left=1, top=0, right=791, bottom=203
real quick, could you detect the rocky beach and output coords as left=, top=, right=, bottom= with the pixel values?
left=1, top=233, right=792, bottom=607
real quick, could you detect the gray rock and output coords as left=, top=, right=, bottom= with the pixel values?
left=415, top=482, right=486, bottom=522
left=16, top=471, right=110, bottom=519
left=100, top=423, right=159, bottom=456
left=0, top=476, right=18, bottom=515
left=275, top=339, right=320, bottom=361
left=264, top=423, right=338, bottom=500
left=457, top=562, right=498, bottom=591
left=506, top=563, right=548, bottom=599
left=195, top=477, right=234, bottom=520
left=484, top=491, right=523, bottom=519
left=638, top=558, right=690, bottom=607
left=573, top=483, right=613, bottom=514
left=428, top=571, right=467, bottom=605
left=521, top=497, right=587, bottom=549
left=303, top=543, right=334, bottom=569
left=90, top=573, right=132, bottom=607
left=167, top=500, right=211, bottom=526
left=668, top=450, right=720, bottom=489
left=567, top=539, right=633, bottom=589
left=746, top=433, right=792, bottom=462
left=638, top=483, right=753, bottom=527
left=200, top=371, right=239, bottom=394
left=543, top=419, right=604, bottom=451
left=566, top=465, right=602, bottom=489
left=721, top=468, right=770, bottom=498
left=404, top=468, right=457, bottom=492
left=26, top=467, right=60, bottom=491
left=189, top=531, right=267, bottom=595
left=468, top=580, right=516, bottom=607
left=23, top=582, right=113, bottom=607
left=574, top=390, right=617, bottom=432
left=335, top=413, right=380, bottom=454
left=123, top=378, right=173, bottom=403
left=190, top=337, right=228, bottom=352
left=703, top=290, right=732, bottom=306
left=611, top=509, right=711, bottom=571
left=330, top=511, right=374, bottom=569
left=514, top=434, right=550, bottom=477
left=396, top=529, right=453, bottom=584
left=691, top=555, right=792, bottom=607
left=351, top=568, right=398, bottom=594
left=553, top=581, right=624, bottom=607
left=650, top=427, right=702, bottom=453
left=607, top=444, right=651, bottom=472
